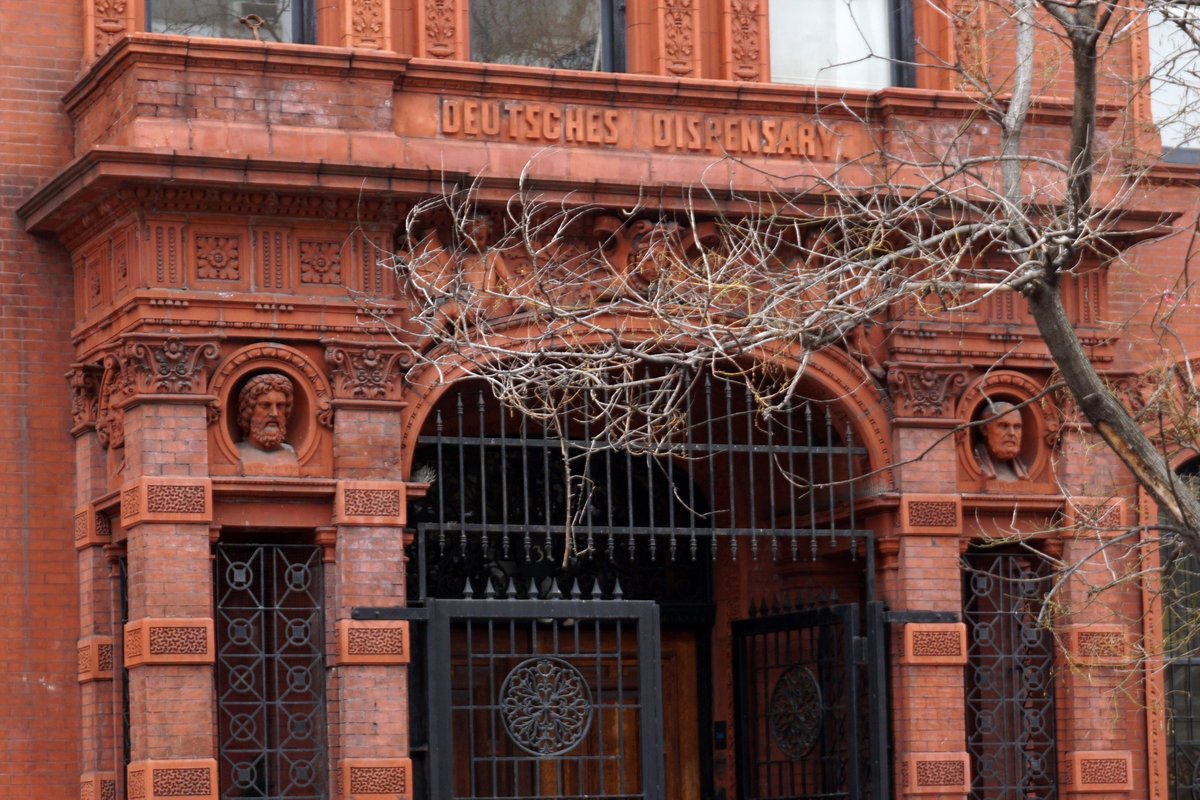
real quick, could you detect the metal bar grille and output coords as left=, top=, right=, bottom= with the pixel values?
left=215, top=543, right=326, bottom=800
left=408, top=376, right=871, bottom=606
left=963, top=550, right=1058, bottom=800
left=425, top=596, right=663, bottom=800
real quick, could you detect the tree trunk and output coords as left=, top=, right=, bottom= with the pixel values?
left=1025, top=274, right=1200, bottom=552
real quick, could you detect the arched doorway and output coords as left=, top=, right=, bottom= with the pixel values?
left=403, top=371, right=887, bottom=800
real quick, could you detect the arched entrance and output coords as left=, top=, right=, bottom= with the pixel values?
left=402, top=370, right=888, bottom=800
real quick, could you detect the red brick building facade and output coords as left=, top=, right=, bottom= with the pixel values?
left=0, top=1, right=1194, bottom=799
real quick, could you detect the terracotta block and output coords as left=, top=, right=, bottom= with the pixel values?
left=337, top=620, right=410, bottom=665
left=78, top=634, right=116, bottom=683
left=75, top=503, right=113, bottom=550
left=124, top=618, right=214, bottom=668
left=900, top=753, right=970, bottom=795
left=120, top=477, right=213, bottom=527
left=334, top=481, right=407, bottom=526
left=337, top=758, right=413, bottom=800
left=901, top=623, right=967, bottom=666
left=127, top=759, right=218, bottom=800
left=80, top=771, right=118, bottom=800
left=900, top=494, right=962, bottom=535
left=1060, top=624, right=1129, bottom=666
left=1063, top=497, right=1127, bottom=536
left=1063, top=751, right=1133, bottom=792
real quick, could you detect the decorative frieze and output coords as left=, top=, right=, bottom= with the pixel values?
left=124, top=618, right=214, bottom=668
left=126, top=760, right=218, bottom=800
left=335, top=481, right=407, bottom=526
left=80, top=771, right=118, bottom=800
left=900, top=495, right=962, bottom=534
left=337, top=620, right=410, bottom=665
left=336, top=759, right=413, bottom=800
left=120, top=478, right=212, bottom=527
left=901, top=623, right=967, bottom=666
left=1063, top=751, right=1133, bottom=793
left=899, top=752, right=970, bottom=795
left=78, top=635, right=115, bottom=683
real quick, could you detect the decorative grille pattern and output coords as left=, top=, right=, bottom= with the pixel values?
left=963, top=550, right=1058, bottom=800
left=215, top=544, right=326, bottom=799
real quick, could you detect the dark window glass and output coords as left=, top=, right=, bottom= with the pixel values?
left=148, top=0, right=313, bottom=43
left=469, top=0, right=625, bottom=72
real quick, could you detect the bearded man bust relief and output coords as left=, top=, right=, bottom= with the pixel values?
left=973, top=401, right=1030, bottom=482
left=236, top=373, right=300, bottom=476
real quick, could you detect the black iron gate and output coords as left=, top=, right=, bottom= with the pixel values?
left=733, top=600, right=889, bottom=800
left=404, top=591, right=664, bottom=800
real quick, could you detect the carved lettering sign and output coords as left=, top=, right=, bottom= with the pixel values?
left=438, top=98, right=866, bottom=161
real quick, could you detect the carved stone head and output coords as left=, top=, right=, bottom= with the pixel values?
left=237, top=373, right=294, bottom=452
left=974, top=401, right=1029, bottom=481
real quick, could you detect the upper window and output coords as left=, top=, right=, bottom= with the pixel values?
left=1148, top=10, right=1200, bottom=156
left=148, top=0, right=314, bottom=43
left=469, top=0, right=625, bottom=72
left=769, top=0, right=912, bottom=90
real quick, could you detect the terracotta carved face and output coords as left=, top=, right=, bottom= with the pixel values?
left=982, top=404, right=1022, bottom=462
left=248, top=389, right=289, bottom=450
left=237, top=374, right=294, bottom=452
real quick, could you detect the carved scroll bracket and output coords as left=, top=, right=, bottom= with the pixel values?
left=67, top=363, right=103, bottom=436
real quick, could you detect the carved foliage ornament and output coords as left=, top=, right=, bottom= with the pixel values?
left=729, top=0, right=762, bottom=80
left=352, top=0, right=385, bottom=44
left=299, top=241, right=343, bottom=285
left=887, top=364, right=969, bottom=418
left=425, top=0, right=457, bottom=58
left=326, top=345, right=410, bottom=402
left=106, top=336, right=221, bottom=397
left=195, top=235, right=240, bottom=281
left=663, top=0, right=697, bottom=76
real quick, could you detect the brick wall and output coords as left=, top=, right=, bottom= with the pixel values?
left=0, top=0, right=83, bottom=795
